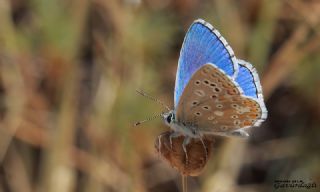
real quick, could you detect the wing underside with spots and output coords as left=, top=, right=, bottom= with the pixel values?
left=175, top=64, right=266, bottom=133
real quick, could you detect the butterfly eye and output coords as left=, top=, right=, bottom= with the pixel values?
left=166, top=113, right=173, bottom=124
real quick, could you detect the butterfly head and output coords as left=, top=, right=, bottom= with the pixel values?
left=162, top=110, right=175, bottom=127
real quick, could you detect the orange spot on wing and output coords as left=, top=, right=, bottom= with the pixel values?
left=243, top=120, right=253, bottom=126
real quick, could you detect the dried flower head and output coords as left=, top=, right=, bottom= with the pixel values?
left=155, top=131, right=214, bottom=176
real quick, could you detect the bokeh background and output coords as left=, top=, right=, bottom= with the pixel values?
left=1, top=0, right=320, bottom=191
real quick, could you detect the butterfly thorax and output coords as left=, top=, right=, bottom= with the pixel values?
left=162, top=110, right=200, bottom=138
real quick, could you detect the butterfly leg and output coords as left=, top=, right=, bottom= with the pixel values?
left=182, top=137, right=191, bottom=164
left=199, top=137, right=208, bottom=161
left=157, top=133, right=166, bottom=155
left=169, top=131, right=181, bottom=149
left=193, top=128, right=208, bottom=161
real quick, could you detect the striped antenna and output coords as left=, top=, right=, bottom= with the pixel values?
left=136, top=89, right=171, bottom=111
left=134, top=113, right=164, bottom=126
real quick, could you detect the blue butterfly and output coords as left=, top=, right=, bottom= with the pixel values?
left=136, top=19, right=267, bottom=159
left=159, top=19, right=267, bottom=154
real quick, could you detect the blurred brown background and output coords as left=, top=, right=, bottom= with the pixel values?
left=0, top=0, right=320, bottom=191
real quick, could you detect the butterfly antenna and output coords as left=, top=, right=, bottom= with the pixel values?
left=134, top=113, right=164, bottom=126
left=136, top=89, right=171, bottom=111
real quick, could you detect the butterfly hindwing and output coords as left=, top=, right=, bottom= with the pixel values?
left=235, top=59, right=267, bottom=124
left=174, top=19, right=239, bottom=107
left=235, top=59, right=262, bottom=99
left=176, top=64, right=264, bottom=133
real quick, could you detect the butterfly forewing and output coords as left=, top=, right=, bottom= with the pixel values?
left=175, top=64, right=263, bottom=133
left=174, top=19, right=239, bottom=108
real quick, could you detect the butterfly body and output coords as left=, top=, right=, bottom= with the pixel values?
left=162, top=19, right=267, bottom=142
left=163, top=110, right=249, bottom=139
left=163, top=110, right=201, bottom=139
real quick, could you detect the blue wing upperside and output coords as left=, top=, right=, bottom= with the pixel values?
left=235, top=59, right=263, bottom=99
left=174, top=19, right=239, bottom=107
left=235, top=59, right=268, bottom=124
